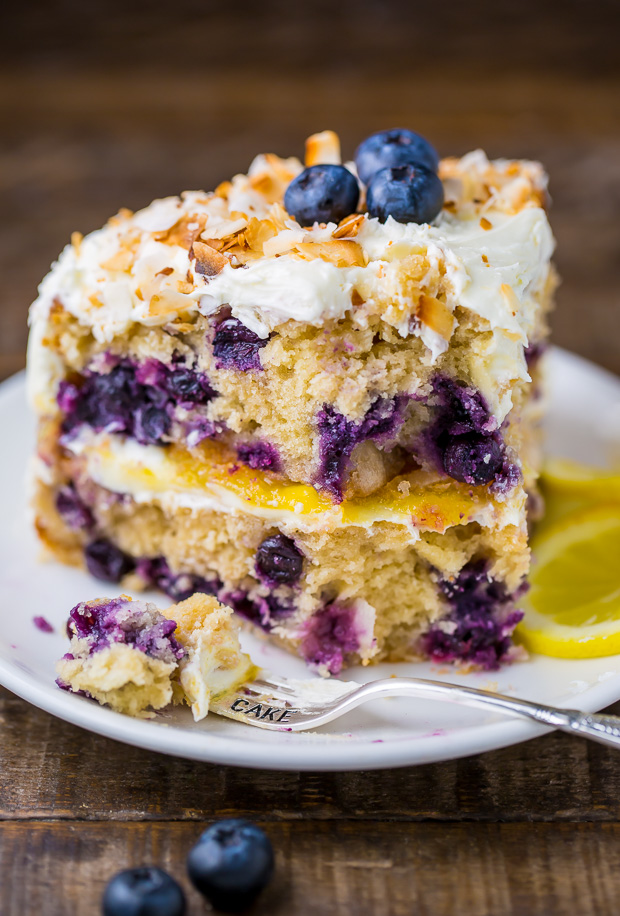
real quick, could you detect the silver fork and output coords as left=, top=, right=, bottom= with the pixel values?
left=209, top=671, right=620, bottom=748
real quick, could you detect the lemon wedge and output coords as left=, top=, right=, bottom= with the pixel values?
left=540, top=458, right=620, bottom=526
left=517, top=505, right=620, bottom=658
left=542, top=457, right=620, bottom=500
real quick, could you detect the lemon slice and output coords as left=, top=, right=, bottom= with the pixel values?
left=542, top=457, right=620, bottom=499
left=539, top=458, right=620, bottom=527
left=517, top=505, right=620, bottom=658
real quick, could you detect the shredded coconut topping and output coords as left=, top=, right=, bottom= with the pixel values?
left=28, top=137, right=554, bottom=422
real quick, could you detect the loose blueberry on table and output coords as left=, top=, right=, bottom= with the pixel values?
left=187, top=818, right=274, bottom=913
left=284, top=164, right=360, bottom=226
left=102, top=866, right=186, bottom=916
left=354, top=127, right=440, bottom=184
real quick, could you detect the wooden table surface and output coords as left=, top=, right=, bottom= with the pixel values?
left=1, top=2, right=620, bottom=913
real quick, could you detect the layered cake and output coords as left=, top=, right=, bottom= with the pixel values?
left=29, top=128, right=556, bottom=675
left=56, top=593, right=254, bottom=718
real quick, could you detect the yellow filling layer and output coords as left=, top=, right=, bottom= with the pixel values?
left=88, top=436, right=516, bottom=534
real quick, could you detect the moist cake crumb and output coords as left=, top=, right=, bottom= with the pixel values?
left=56, top=594, right=254, bottom=718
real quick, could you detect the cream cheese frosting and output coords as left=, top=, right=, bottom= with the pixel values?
left=28, top=147, right=554, bottom=423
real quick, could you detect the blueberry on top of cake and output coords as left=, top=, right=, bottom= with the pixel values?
left=31, top=127, right=556, bottom=674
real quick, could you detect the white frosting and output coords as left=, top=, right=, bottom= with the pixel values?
left=197, top=257, right=360, bottom=338
left=176, top=627, right=254, bottom=722
left=28, top=151, right=554, bottom=423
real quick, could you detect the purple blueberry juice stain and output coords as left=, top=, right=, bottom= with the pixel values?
left=85, top=539, right=135, bottom=583
left=237, top=441, right=281, bottom=472
left=424, top=375, right=519, bottom=489
left=212, top=317, right=270, bottom=372
left=301, top=604, right=362, bottom=675
left=431, top=376, right=497, bottom=437
left=120, top=552, right=295, bottom=632
left=420, top=559, right=524, bottom=670
left=135, top=556, right=221, bottom=602
left=524, top=341, right=547, bottom=368
left=67, top=597, right=185, bottom=664
left=490, top=456, right=522, bottom=495
left=316, top=395, right=408, bottom=501
left=221, top=589, right=294, bottom=631
left=58, top=358, right=216, bottom=447
left=33, top=616, right=54, bottom=634
left=55, top=485, right=94, bottom=531
left=185, top=418, right=220, bottom=448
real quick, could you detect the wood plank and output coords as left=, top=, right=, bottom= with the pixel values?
left=2, top=0, right=620, bottom=79
left=1, top=820, right=619, bottom=916
left=1, top=66, right=619, bottom=376
left=2, top=687, right=620, bottom=823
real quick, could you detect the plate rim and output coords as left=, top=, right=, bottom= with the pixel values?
left=1, top=347, right=620, bottom=771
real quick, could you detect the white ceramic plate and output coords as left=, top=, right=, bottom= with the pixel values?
left=1, top=348, right=620, bottom=771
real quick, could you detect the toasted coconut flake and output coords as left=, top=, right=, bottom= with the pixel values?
left=157, top=214, right=207, bottom=249
left=332, top=213, right=366, bottom=239
left=417, top=294, right=455, bottom=340
left=156, top=266, right=174, bottom=277
left=147, top=295, right=186, bottom=318
left=500, top=283, right=520, bottom=317
left=243, top=216, right=279, bottom=253
left=108, top=207, right=134, bottom=227
left=100, top=247, right=135, bottom=272
left=249, top=171, right=281, bottom=202
left=191, top=240, right=229, bottom=277
left=228, top=248, right=264, bottom=266
left=248, top=153, right=302, bottom=204
left=480, top=217, right=492, bottom=231
left=200, top=237, right=225, bottom=252
left=263, top=228, right=304, bottom=257
left=71, top=231, right=83, bottom=252
left=351, top=289, right=365, bottom=307
left=294, top=240, right=366, bottom=268
left=305, top=130, right=341, bottom=167
left=214, top=181, right=232, bottom=199
left=166, top=320, right=197, bottom=333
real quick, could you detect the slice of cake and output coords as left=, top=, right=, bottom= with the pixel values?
left=56, top=594, right=254, bottom=718
left=30, top=128, right=556, bottom=675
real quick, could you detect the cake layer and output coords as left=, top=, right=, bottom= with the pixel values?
left=28, top=145, right=555, bottom=501
left=29, top=303, right=550, bottom=501
left=34, top=434, right=530, bottom=674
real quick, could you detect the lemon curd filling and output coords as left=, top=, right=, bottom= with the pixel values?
left=73, top=433, right=522, bottom=536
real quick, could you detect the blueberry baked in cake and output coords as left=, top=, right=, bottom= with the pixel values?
left=29, top=128, right=556, bottom=675
left=56, top=593, right=254, bottom=718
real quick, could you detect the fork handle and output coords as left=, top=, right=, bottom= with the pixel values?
left=531, top=709, right=620, bottom=748
left=353, top=678, right=620, bottom=749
